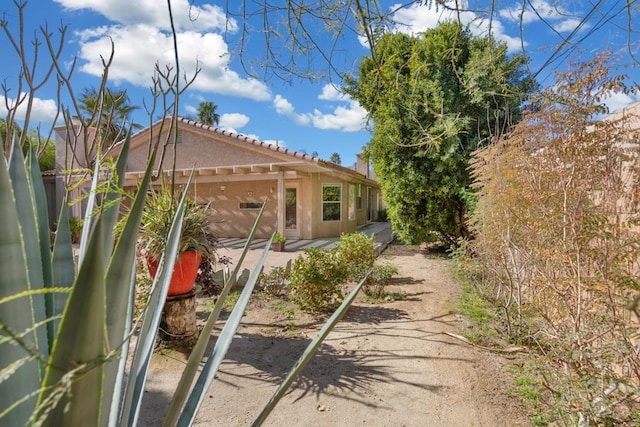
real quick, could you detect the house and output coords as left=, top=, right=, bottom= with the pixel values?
left=56, top=117, right=383, bottom=240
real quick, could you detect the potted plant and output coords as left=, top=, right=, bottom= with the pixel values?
left=139, top=183, right=215, bottom=296
left=272, top=231, right=287, bottom=252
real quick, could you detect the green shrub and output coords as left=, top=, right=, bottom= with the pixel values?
left=362, top=264, right=398, bottom=299
left=68, top=215, right=82, bottom=244
left=258, top=266, right=290, bottom=297
left=336, top=232, right=375, bottom=281
left=289, top=247, right=348, bottom=313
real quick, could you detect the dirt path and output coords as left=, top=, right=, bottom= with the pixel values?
left=140, top=244, right=531, bottom=426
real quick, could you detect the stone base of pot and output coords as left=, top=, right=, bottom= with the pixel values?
left=160, top=290, right=199, bottom=345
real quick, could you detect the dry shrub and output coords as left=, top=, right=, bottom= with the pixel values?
left=469, top=53, right=640, bottom=424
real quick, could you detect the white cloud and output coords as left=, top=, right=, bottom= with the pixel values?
left=54, top=0, right=235, bottom=33
left=76, top=24, right=271, bottom=101
left=219, top=113, right=249, bottom=130
left=387, top=2, right=524, bottom=53
left=310, top=101, right=367, bottom=132
left=274, top=90, right=367, bottom=132
left=318, top=84, right=347, bottom=101
left=498, top=0, right=587, bottom=34
left=0, top=94, right=59, bottom=125
left=603, top=92, right=639, bottom=113
left=554, top=18, right=582, bottom=33
left=273, top=95, right=310, bottom=125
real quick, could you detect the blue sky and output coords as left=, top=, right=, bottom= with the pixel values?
left=1, top=1, right=639, bottom=166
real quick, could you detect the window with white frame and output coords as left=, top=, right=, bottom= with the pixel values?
left=322, top=183, right=341, bottom=221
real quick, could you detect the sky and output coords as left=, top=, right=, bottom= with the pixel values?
left=1, top=1, right=639, bottom=167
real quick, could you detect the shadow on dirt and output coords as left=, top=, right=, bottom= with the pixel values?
left=343, top=304, right=410, bottom=323
left=216, top=332, right=447, bottom=408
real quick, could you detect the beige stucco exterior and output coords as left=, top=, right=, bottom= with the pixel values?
left=121, top=117, right=382, bottom=240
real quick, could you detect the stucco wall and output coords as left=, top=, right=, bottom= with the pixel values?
left=190, top=180, right=278, bottom=239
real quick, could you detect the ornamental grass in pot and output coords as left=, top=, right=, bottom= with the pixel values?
left=139, top=183, right=215, bottom=296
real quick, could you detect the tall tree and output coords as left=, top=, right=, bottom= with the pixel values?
left=345, top=22, right=535, bottom=246
left=197, top=101, right=220, bottom=126
left=329, top=152, right=341, bottom=164
left=79, top=87, right=139, bottom=142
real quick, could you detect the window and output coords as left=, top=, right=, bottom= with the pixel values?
left=322, top=183, right=341, bottom=221
left=356, top=184, right=362, bottom=209
left=348, top=184, right=356, bottom=221
left=239, top=202, right=264, bottom=210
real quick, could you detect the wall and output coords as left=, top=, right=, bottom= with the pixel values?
left=190, top=180, right=278, bottom=239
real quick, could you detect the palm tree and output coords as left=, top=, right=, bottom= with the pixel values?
left=79, top=87, right=139, bottom=142
left=329, top=152, right=342, bottom=165
left=197, top=101, right=220, bottom=126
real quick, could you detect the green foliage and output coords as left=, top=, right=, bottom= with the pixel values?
left=67, top=215, right=83, bottom=244
left=139, top=182, right=215, bottom=261
left=329, top=152, right=341, bottom=164
left=361, top=264, right=398, bottom=299
left=258, top=266, right=290, bottom=297
left=196, top=101, right=220, bottom=126
left=336, top=231, right=375, bottom=280
left=32, top=139, right=56, bottom=171
left=289, top=247, right=348, bottom=313
left=345, top=22, right=536, bottom=246
left=0, top=119, right=56, bottom=171
left=272, top=231, right=287, bottom=243
left=79, top=86, right=140, bottom=139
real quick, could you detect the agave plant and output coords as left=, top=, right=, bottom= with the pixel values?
left=0, top=128, right=372, bottom=426
left=0, top=124, right=266, bottom=425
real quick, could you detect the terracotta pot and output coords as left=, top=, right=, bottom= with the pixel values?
left=147, top=251, right=202, bottom=296
left=271, top=241, right=286, bottom=252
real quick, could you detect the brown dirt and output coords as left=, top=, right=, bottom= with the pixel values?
left=139, top=243, right=532, bottom=426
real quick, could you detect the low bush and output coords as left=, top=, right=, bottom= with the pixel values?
left=336, top=231, right=375, bottom=281
left=362, top=264, right=398, bottom=299
left=289, top=247, right=348, bottom=313
left=258, top=266, right=290, bottom=297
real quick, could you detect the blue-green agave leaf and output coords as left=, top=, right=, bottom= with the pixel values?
left=177, top=232, right=274, bottom=427
left=0, top=146, right=41, bottom=426
left=252, top=270, right=371, bottom=426
left=119, top=175, right=192, bottom=427
left=8, top=138, right=48, bottom=364
left=27, top=148, right=56, bottom=347
left=101, top=149, right=155, bottom=427
left=50, top=199, right=75, bottom=338
left=77, top=154, right=101, bottom=264
left=38, top=215, right=107, bottom=427
left=163, top=203, right=266, bottom=426
left=102, top=129, right=132, bottom=260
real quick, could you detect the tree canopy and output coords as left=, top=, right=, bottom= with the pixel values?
left=346, top=21, right=536, bottom=245
left=197, top=101, right=220, bottom=126
left=0, top=119, right=55, bottom=171
left=79, top=87, right=139, bottom=143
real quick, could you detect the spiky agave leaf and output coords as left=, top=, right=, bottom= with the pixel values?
left=163, top=203, right=266, bottom=426
left=252, top=270, right=372, bottom=426
left=119, top=173, right=193, bottom=427
left=0, top=138, right=43, bottom=426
